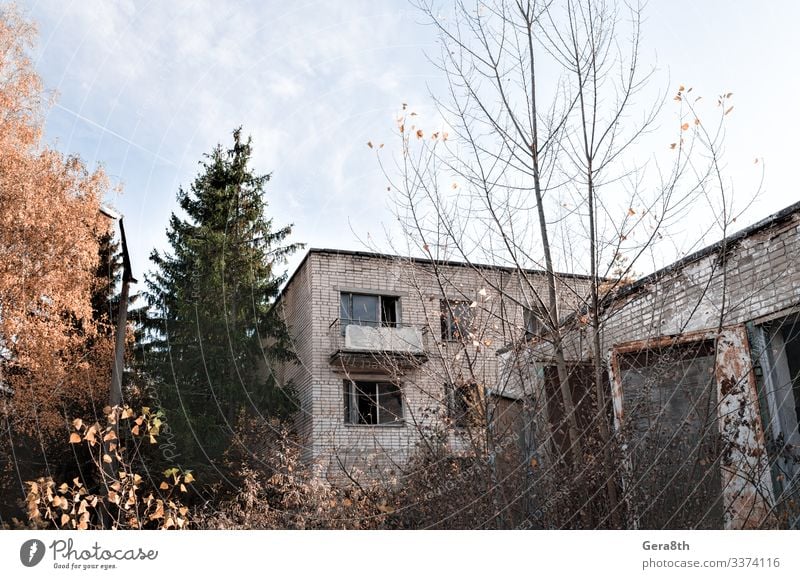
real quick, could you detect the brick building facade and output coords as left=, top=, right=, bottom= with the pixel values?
left=275, top=249, right=590, bottom=482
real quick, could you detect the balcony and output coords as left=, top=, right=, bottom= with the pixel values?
left=328, top=318, right=428, bottom=372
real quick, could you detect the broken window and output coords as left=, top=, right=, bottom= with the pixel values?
left=343, top=380, right=403, bottom=425
left=617, top=340, right=723, bottom=529
left=753, top=314, right=800, bottom=516
left=440, top=299, right=473, bottom=341
left=340, top=293, right=399, bottom=334
left=446, top=381, right=484, bottom=427
left=523, top=305, right=546, bottom=338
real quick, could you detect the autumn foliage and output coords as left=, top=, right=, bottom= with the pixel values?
left=0, top=5, right=113, bottom=435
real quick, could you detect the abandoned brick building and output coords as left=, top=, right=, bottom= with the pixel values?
left=274, top=248, right=590, bottom=482
left=501, top=200, right=800, bottom=529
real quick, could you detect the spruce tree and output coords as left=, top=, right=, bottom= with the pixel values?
left=139, top=128, right=301, bottom=479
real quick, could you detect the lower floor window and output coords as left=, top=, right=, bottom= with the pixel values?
left=344, top=380, right=404, bottom=425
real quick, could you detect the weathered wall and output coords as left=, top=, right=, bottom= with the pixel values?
left=278, top=249, right=591, bottom=482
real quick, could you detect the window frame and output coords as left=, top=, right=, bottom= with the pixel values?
left=446, top=381, right=484, bottom=428
left=523, top=305, right=546, bottom=338
left=343, top=379, right=405, bottom=426
left=339, top=292, right=400, bottom=335
left=440, top=299, right=474, bottom=341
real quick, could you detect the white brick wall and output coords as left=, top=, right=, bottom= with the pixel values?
left=277, top=249, right=591, bottom=482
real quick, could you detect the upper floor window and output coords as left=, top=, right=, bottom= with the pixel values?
left=523, top=305, right=546, bottom=337
left=344, top=380, right=404, bottom=425
left=440, top=299, right=473, bottom=341
left=340, top=292, right=399, bottom=331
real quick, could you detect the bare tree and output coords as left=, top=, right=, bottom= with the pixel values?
left=368, top=0, right=760, bottom=528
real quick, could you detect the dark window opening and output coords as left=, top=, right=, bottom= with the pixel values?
left=523, top=306, right=546, bottom=338
left=344, top=380, right=404, bottom=425
left=780, top=321, right=800, bottom=425
left=446, top=381, right=483, bottom=427
left=340, top=293, right=400, bottom=334
left=441, top=299, right=473, bottom=341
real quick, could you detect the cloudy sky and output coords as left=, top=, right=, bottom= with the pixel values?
left=20, top=0, right=800, bottom=280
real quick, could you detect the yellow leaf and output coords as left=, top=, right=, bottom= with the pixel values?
left=69, top=433, right=82, bottom=444
left=149, top=434, right=157, bottom=444
left=179, top=484, right=187, bottom=493
left=121, top=407, right=134, bottom=420
left=60, top=513, right=70, bottom=526
left=183, top=472, right=195, bottom=484
left=377, top=503, right=395, bottom=514
left=102, top=454, right=112, bottom=464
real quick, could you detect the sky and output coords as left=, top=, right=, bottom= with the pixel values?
left=19, top=0, right=800, bottom=282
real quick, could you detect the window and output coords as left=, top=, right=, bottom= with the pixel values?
left=523, top=305, right=546, bottom=337
left=340, top=293, right=399, bottom=333
left=343, top=380, right=404, bottom=425
left=440, top=299, right=473, bottom=341
left=446, top=381, right=483, bottom=427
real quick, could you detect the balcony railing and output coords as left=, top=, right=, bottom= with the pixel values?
left=328, top=318, right=428, bottom=370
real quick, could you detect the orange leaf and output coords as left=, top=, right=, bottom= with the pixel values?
left=69, top=433, right=82, bottom=444
left=72, top=418, right=83, bottom=430
left=680, top=122, right=689, bottom=131
left=159, top=481, right=170, bottom=490
left=416, top=129, right=423, bottom=139
left=627, top=208, right=636, bottom=216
